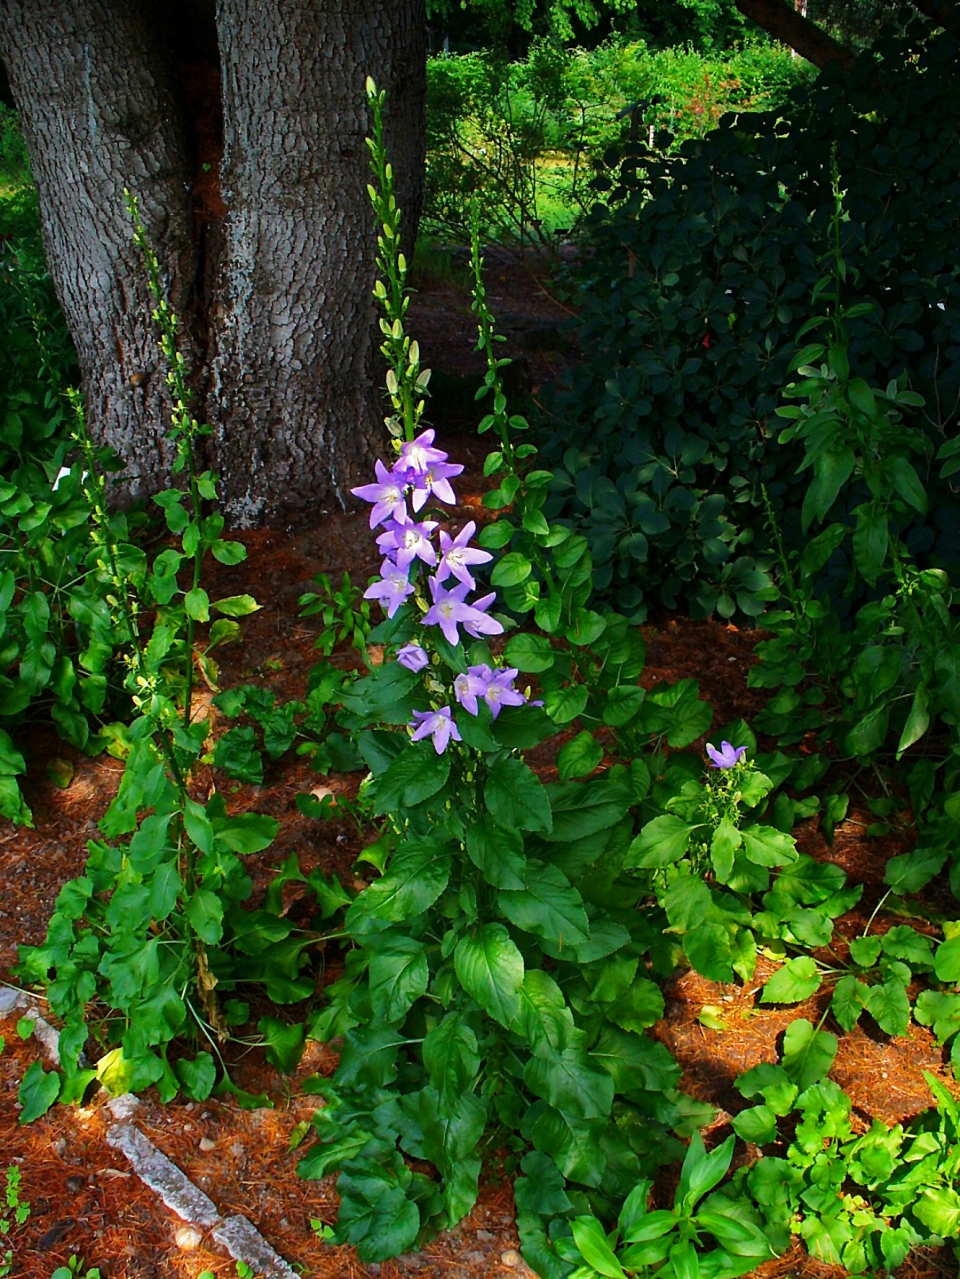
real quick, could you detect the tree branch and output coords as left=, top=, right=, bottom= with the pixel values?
left=734, top=0, right=856, bottom=71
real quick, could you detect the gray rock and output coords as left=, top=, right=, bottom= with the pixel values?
left=213, top=1215, right=299, bottom=1279
left=105, top=1123, right=220, bottom=1227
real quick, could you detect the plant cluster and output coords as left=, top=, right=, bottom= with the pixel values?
left=9, top=66, right=960, bottom=1279
left=424, top=36, right=808, bottom=245
left=540, top=19, right=960, bottom=621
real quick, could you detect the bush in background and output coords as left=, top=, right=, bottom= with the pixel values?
left=539, top=19, right=960, bottom=621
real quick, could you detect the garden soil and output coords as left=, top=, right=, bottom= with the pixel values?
left=1, top=254, right=958, bottom=1279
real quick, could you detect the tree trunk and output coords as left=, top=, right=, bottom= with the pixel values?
left=734, top=0, right=856, bottom=69
left=0, top=0, right=426, bottom=525
left=0, top=0, right=195, bottom=497
left=211, top=0, right=426, bottom=524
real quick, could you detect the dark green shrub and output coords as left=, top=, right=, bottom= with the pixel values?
left=540, top=19, right=960, bottom=621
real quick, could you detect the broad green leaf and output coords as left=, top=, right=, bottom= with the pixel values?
left=606, top=979, right=665, bottom=1034
left=557, top=731, right=603, bottom=781
left=213, top=812, right=279, bottom=854
left=211, top=593, right=260, bottom=616
left=684, top=922, right=735, bottom=983
left=184, top=586, right=210, bottom=621
left=337, top=1174, right=420, bottom=1263
left=486, top=756, right=552, bottom=833
left=185, top=888, right=224, bottom=943
left=915, top=1187, right=960, bottom=1238
left=740, top=824, right=797, bottom=868
left=346, top=841, right=451, bottom=932
left=464, top=815, right=526, bottom=890
left=760, top=956, right=821, bottom=1004
left=368, top=937, right=429, bottom=1023
left=422, top=1013, right=480, bottom=1104
left=830, top=975, right=866, bottom=1032
left=515, top=970, right=579, bottom=1055
left=935, top=935, right=960, bottom=983
left=524, top=1046, right=614, bottom=1119
left=591, top=1026, right=680, bottom=1094
left=781, top=1019, right=837, bottom=1090
left=541, top=777, right=633, bottom=843
left=731, top=1104, right=777, bottom=1145
left=864, top=980, right=911, bottom=1036
left=544, top=683, right=589, bottom=725
left=454, top=923, right=524, bottom=1028
left=372, top=742, right=450, bottom=813
left=499, top=862, right=589, bottom=950
left=491, top=551, right=532, bottom=587
left=504, top=633, right=556, bottom=673
left=18, top=1059, right=60, bottom=1122
left=625, top=815, right=697, bottom=869
left=849, top=935, right=882, bottom=968
left=175, top=1051, right=216, bottom=1100
left=884, top=846, right=946, bottom=894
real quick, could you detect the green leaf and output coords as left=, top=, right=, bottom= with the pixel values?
left=184, top=587, right=210, bottom=621
left=486, top=756, right=552, bottom=833
left=491, top=551, right=533, bottom=587
left=372, top=741, right=450, bottom=813
left=760, top=956, right=821, bottom=1004
left=625, top=815, right=696, bottom=869
left=935, top=935, right=960, bottom=983
left=897, top=685, right=930, bottom=757
left=256, top=1016, right=306, bottom=1073
left=211, top=594, right=260, bottom=617
left=731, top=1104, right=777, bottom=1145
left=781, top=1019, right=837, bottom=1090
left=214, top=812, right=279, bottom=854
left=544, top=683, right=589, bottom=726
left=591, top=1026, right=679, bottom=1095
left=499, top=861, right=589, bottom=950
left=864, top=980, right=910, bottom=1036
left=740, top=824, right=797, bottom=867
left=676, top=1130, right=734, bottom=1210
left=606, top=979, right=664, bottom=1034
left=368, top=937, right=429, bottom=1022
left=185, top=888, right=224, bottom=943
left=422, top=1013, right=480, bottom=1105
left=175, top=1052, right=216, bottom=1100
left=18, top=1059, right=60, bottom=1122
left=849, top=936, right=882, bottom=968
left=710, top=817, right=742, bottom=882
left=884, top=846, right=946, bottom=894
left=464, top=815, right=526, bottom=890
left=525, top=1046, right=615, bottom=1120
left=504, top=633, right=556, bottom=673
left=336, top=1167, right=420, bottom=1262
left=454, top=923, right=524, bottom=1028
left=515, top=970, right=579, bottom=1055
left=542, top=776, right=634, bottom=843
left=830, top=975, right=866, bottom=1032
left=211, top=538, right=247, bottom=565
left=346, top=840, right=451, bottom=932
left=570, top=1217, right=627, bottom=1279
left=914, top=1186, right=960, bottom=1238
left=557, top=731, right=603, bottom=781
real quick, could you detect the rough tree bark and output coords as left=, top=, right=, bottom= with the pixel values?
left=734, top=0, right=857, bottom=68
left=0, top=0, right=426, bottom=524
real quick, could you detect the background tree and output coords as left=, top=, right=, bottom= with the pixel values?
left=0, top=0, right=426, bottom=525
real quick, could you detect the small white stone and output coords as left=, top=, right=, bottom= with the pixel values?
left=501, top=1250, right=521, bottom=1268
left=174, top=1225, right=203, bottom=1251
left=199, top=1136, right=216, bottom=1153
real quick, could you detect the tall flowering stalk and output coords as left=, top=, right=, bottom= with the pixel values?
left=352, top=429, right=534, bottom=751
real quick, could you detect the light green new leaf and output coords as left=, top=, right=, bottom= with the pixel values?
left=915, top=1187, right=960, bottom=1238
left=570, top=1217, right=627, bottom=1279
left=760, top=956, right=821, bottom=1004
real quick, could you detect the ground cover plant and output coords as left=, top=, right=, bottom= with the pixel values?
left=2, top=50, right=960, bottom=1279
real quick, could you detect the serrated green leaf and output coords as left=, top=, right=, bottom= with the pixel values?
left=760, top=956, right=821, bottom=1004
